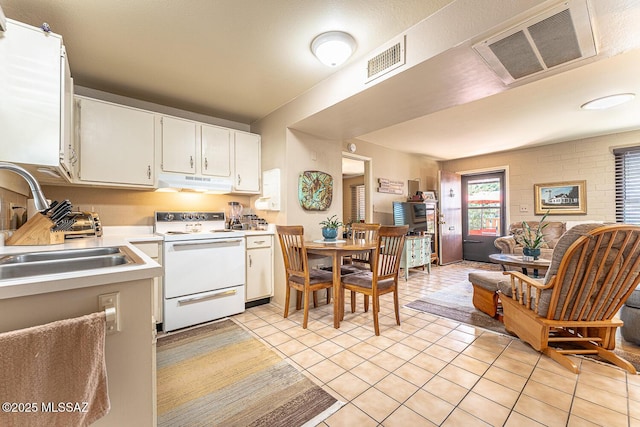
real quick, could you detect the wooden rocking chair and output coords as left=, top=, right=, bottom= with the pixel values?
left=498, top=223, right=640, bottom=374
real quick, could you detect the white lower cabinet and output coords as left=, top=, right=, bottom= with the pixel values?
left=131, top=241, right=163, bottom=324
left=245, top=235, right=274, bottom=302
left=76, top=96, right=155, bottom=186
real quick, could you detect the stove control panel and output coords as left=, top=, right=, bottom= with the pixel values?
left=154, top=211, right=228, bottom=235
left=155, top=211, right=225, bottom=222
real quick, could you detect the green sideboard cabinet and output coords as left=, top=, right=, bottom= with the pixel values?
left=400, top=234, right=432, bottom=280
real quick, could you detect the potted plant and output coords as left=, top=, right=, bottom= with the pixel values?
left=521, top=211, right=549, bottom=260
left=319, top=215, right=343, bottom=241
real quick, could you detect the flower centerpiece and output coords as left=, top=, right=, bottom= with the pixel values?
left=319, top=214, right=343, bottom=241
left=521, top=211, right=549, bottom=260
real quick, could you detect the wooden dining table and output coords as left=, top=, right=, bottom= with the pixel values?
left=305, top=238, right=378, bottom=328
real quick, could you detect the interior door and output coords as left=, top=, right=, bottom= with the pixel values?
left=439, top=171, right=463, bottom=264
left=462, top=171, right=505, bottom=262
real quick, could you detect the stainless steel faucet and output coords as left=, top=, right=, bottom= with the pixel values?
left=0, top=162, right=50, bottom=211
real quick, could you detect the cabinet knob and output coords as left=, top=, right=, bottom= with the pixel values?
left=147, top=165, right=151, bottom=179
left=237, top=174, right=241, bottom=185
left=204, top=157, right=208, bottom=170
left=190, top=156, right=194, bottom=169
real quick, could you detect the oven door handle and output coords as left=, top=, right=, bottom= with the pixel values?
left=170, top=239, right=244, bottom=249
left=177, top=289, right=237, bottom=305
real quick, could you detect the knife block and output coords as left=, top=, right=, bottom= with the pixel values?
left=5, top=214, right=65, bottom=246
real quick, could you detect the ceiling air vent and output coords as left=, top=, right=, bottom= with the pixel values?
left=366, top=35, right=405, bottom=83
left=473, top=0, right=596, bottom=85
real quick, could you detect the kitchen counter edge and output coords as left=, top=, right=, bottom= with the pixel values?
left=0, top=236, right=162, bottom=300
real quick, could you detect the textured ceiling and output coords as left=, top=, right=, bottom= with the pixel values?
left=2, top=0, right=640, bottom=161
left=1, top=0, right=452, bottom=124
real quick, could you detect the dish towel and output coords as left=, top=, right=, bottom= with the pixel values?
left=0, top=311, right=110, bottom=427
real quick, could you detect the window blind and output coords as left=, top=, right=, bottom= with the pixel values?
left=614, top=146, right=640, bottom=224
left=350, top=185, right=365, bottom=222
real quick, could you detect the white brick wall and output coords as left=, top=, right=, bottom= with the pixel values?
left=440, top=129, right=640, bottom=225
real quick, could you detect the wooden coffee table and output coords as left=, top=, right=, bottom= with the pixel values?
left=488, top=253, right=551, bottom=277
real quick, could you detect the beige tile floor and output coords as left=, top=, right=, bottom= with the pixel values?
left=232, top=262, right=640, bottom=427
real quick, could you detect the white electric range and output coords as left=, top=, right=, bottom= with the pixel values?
left=155, top=211, right=246, bottom=331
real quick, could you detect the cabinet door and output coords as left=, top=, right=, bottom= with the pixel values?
left=161, top=116, right=197, bottom=174
left=233, top=131, right=261, bottom=192
left=201, top=124, right=231, bottom=177
left=246, top=246, right=273, bottom=301
left=60, top=53, right=76, bottom=180
left=78, top=97, right=154, bottom=186
left=0, top=20, right=62, bottom=168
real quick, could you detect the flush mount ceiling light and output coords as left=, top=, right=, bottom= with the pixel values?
left=311, top=31, right=356, bottom=67
left=581, top=93, right=636, bottom=110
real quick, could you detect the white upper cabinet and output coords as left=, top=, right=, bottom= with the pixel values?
left=0, top=19, right=73, bottom=182
left=201, top=124, right=231, bottom=178
left=76, top=96, right=155, bottom=186
left=233, top=131, right=261, bottom=193
left=160, top=116, right=197, bottom=174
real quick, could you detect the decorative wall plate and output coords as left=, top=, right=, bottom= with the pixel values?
left=298, top=171, right=333, bottom=211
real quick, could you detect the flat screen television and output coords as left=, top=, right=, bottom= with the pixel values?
left=392, top=201, right=428, bottom=234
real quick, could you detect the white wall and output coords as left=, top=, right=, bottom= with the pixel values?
left=440, top=129, right=640, bottom=225
left=252, top=108, right=439, bottom=308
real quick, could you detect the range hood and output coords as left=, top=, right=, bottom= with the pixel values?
left=156, top=173, right=233, bottom=193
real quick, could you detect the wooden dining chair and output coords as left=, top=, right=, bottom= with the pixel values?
left=346, top=223, right=381, bottom=269
left=498, top=223, right=640, bottom=373
left=276, top=225, right=334, bottom=329
left=343, top=223, right=380, bottom=312
left=341, top=225, right=408, bottom=335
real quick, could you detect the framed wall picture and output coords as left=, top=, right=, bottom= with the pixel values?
left=423, top=191, right=436, bottom=200
left=298, top=170, right=333, bottom=210
left=534, top=180, right=586, bottom=215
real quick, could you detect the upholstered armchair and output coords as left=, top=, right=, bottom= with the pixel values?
left=494, top=221, right=566, bottom=260
left=498, top=223, right=640, bottom=374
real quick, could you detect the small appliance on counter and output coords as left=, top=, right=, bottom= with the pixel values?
left=227, top=201, right=243, bottom=229
left=242, top=214, right=269, bottom=230
left=61, top=211, right=103, bottom=238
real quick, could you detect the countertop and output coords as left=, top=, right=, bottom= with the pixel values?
left=0, top=233, right=162, bottom=300
left=0, top=224, right=275, bottom=300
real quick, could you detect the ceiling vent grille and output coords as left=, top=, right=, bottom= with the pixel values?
left=366, top=35, right=405, bottom=83
left=473, top=0, right=596, bottom=85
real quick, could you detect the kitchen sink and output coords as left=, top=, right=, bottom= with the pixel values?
left=0, top=247, right=121, bottom=264
left=0, top=246, right=141, bottom=279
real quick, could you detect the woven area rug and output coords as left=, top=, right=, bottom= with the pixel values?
left=405, top=280, right=640, bottom=372
left=157, top=319, right=343, bottom=427
left=405, top=281, right=508, bottom=336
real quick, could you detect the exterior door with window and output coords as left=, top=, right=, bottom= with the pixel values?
left=462, top=172, right=505, bottom=262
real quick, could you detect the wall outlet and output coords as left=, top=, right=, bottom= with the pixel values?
left=519, top=205, right=529, bottom=213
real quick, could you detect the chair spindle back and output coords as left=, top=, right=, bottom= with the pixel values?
left=546, top=224, right=640, bottom=321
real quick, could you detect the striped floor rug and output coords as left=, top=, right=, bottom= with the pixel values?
left=157, top=319, right=343, bottom=427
